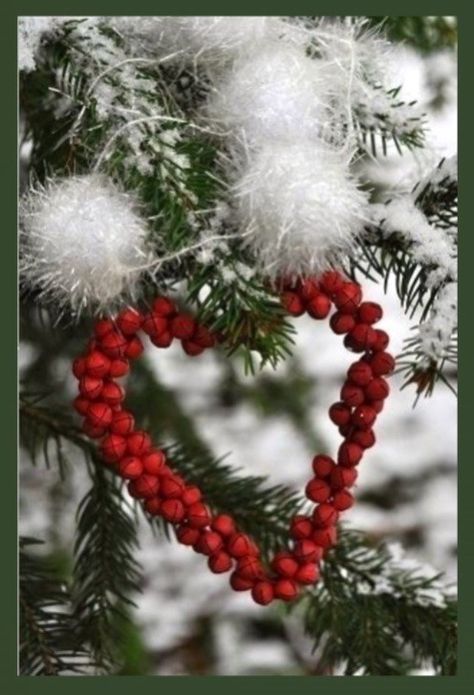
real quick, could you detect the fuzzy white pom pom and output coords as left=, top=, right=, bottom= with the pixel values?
left=234, top=143, right=369, bottom=277
left=20, top=175, right=150, bottom=316
left=206, top=43, right=330, bottom=144
left=110, top=16, right=275, bottom=65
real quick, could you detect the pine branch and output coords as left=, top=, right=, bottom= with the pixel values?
left=352, top=158, right=457, bottom=397
left=354, top=84, right=426, bottom=157
left=72, top=466, right=142, bottom=672
left=301, top=529, right=457, bottom=675
left=20, top=538, right=94, bottom=675
left=368, top=16, right=457, bottom=54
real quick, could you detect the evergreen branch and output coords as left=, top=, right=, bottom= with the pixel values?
left=353, top=84, right=426, bottom=157
left=300, top=529, right=457, bottom=675
left=352, top=158, right=457, bottom=397
left=368, top=16, right=457, bottom=54
left=20, top=538, right=94, bottom=675
left=72, top=466, right=142, bottom=672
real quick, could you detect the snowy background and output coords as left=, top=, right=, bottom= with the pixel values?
left=19, top=39, right=457, bottom=675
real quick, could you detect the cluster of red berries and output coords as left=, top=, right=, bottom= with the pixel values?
left=72, top=271, right=394, bottom=606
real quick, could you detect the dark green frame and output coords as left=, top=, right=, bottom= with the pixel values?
left=5, top=2, right=467, bottom=691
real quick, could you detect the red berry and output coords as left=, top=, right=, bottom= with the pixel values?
left=82, top=421, right=106, bottom=439
left=211, top=514, right=236, bottom=537
left=195, top=530, right=223, bottom=555
left=333, top=490, right=354, bottom=511
left=227, top=533, right=257, bottom=558
left=274, top=579, right=298, bottom=601
left=161, top=498, right=185, bottom=523
left=357, top=302, right=383, bottom=325
left=281, top=291, right=305, bottom=316
left=117, top=309, right=142, bottom=335
left=290, top=515, right=313, bottom=540
left=312, top=455, right=335, bottom=478
left=101, top=381, right=125, bottom=406
left=110, top=410, right=135, bottom=436
left=208, top=551, right=233, bottom=574
left=100, top=434, right=127, bottom=463
left=193, top=325, right=216, bottom=349
left=313, top=503, right=338, bottom=528
left=151, top=331, right=174, bottom=348
left=271, top=552, right=299, bottom=578
left=182, top=340, right=205, bottom=357
left=294, top=540, right=323, bottom=563
left=124, top=336, right=144, bottom=360
left=142, top=450, right=166, bottom=475
left=144, top=497, right=162, bottom=516
left=73, top=396, right=90, bottom=415
left=230, top=572, right=254, bottom=591
left=177, top=525, right=200, bottom=546
left=142, top=313, right=168, bottom=337
left=330, top=467, right=358, bottom=490
left=330, top=312, right=356, bottom=334
left=127, top=431, right=152, bottom=456
left=312, top=526, right=337, bottom=549
left=340, top=383, right=365, bottom=407
left=129, top=474, right=160, bottom=499
left=319, top=270, right=345, bottom=296
left=338, top=442, right=363, bottom=467
left=87, top=402, right=113, bottom=429
left=295, top=563, right=320, bottom=585
left=118, top=456, right=144, bottom=479
left=100, top=331, right=127, bottom=358
left=352, top=404, right=377, bottom=429
left=347, top=361, right=373, bottom=386
left=372, top=329, right=390, bottom=352
left=79, top=376, right=103, bottom=400
left=370, top=351, right=395, bottom=376
left=85, top=351, right=111, bottom=378
left=329, top=402, right=351, bottom=427
left=347, top=324, right=377, bottom=352
left=306, top=293, right=331, bottom=319
left=153, top=297, right=177, bottom=317
left=170, top=314, right=196, bottom=340
left=109, top=358, right=129, bottom=378
left=161, top=475, right=185, bottom=499
left=334, top=282, right=362, bottom=314
left=299, top=279, right=319, bottom=302
left=305, top=478, right=331, bottom=503
left=72, top=356, right=87, bottom=379
left=252, top=581, right=275, bottom=605
left=187, top=502, right=211, bottom=529
left=365, top=377, right=390, bottom=401
left=372, top=400, right=385, bottom=414
left=351, top=428, right=376, bottom=449
left=181, top=485, right=202, bottom=506
left=236, top=555, right=263, bottom=580
left=94, top=319, right=114, bottom=338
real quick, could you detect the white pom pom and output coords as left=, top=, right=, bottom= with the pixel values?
left=234, top=143, right=369, bottom=277
left=206, top=43, right=329, bottom=144
left=20, top=175, right=150, bottom=316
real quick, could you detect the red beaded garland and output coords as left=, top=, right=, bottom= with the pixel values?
left=72, top=271, right=394, bottom=606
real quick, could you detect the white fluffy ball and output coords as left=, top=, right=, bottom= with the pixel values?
left=234, top=143, right=369, bottom=277
left=206, top=43, right=329, bottom=144
left=20, top=174, right=150, bottom=316
left=110, top=16, right=275, bottom=65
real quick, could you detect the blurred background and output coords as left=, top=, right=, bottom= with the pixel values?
left=19, top=21, right=457, bottom=675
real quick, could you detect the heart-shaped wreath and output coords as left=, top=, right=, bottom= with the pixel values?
left=72, top=270, right=394, bottom=606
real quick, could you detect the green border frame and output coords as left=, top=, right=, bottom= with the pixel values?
left=4, top=2, right=468, bottom=691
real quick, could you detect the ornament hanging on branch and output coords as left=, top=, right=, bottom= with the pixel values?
left=72, top=269, right=394, bottom=606
left=20, top=174, right=151, bottom=317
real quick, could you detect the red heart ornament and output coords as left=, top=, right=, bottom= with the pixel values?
left=72, top=270, right=394, bottom=606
